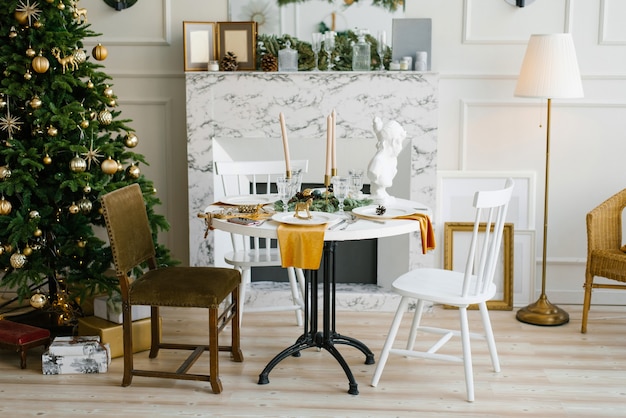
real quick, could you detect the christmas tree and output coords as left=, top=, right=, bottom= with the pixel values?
left=0, top=0, right=175, bottom=322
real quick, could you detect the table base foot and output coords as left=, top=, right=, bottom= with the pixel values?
left=332, top=332, right=375, bottom=364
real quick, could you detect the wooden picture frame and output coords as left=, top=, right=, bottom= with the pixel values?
left=217, top=21, right=257, bottom=70
left=444, top=222, right=514, bottom=310
left=183, top=21, right=216, bottom=71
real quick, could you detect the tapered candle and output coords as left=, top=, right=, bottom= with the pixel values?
left=325, top=115, right=332, bottom=185
left=331, top=109, right=337, bottom=176
left=279, top=112, right=291, bottom=178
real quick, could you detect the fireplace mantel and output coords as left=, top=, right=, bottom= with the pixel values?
left=185, top=71, right=438, bottom=288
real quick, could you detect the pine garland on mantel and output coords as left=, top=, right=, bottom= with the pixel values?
left=276, top=0, right=405, bottom=13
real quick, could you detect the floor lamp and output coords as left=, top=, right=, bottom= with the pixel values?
left=514, top=34, right=584, bottom=326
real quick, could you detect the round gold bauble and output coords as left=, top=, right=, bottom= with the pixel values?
left=24, top=71, right=32, bottom=80
left=103, top=86, right=113, bottom=97
left=43, top=154, right=52, bottom=165
left=15, top=11, right=28, bottom=25
left=0, top=97, right=6, bottom=109
left=0, top=246, right=4, bottom=255
left=126, top=164, right=141, bottom=179
left=124, top=132, right=138, bottom=148
left=47, top=126, right=58, bottom=137
left=89, top=109, right=97, bottom=119
left=69, top=155, right=87, bottom=172
left=29, top=210, right=40, bottom=218
left=33, top=21, right=42, bottom=29
left=32, top=54, right=49, bottom=73
left=92, top=43, right=108, bottom=61
left=108, top=99, right=117, bottom=107
left=98, top=109, right=112, bottom=125
left=10, top=252, right=26, bottom=269
left=77, top=197, right=92, bottom=213
left=101, top=157, right=118, bottom=175
left=23, top=246, right=33, bottom=256
left=83, top=184, right=92, bottom=194
left=0, top=197, right=12, bottom=215
left=86, top=80, right=94, bottom=89
left=4, top=244, right=12, bottom=253
left=57, top=2, right=65, bottom=10
left=117, top=160, right=123, bottom=171
left=68, top=203, right=80, bottom=214
left=30, top=293, right=47, bottom=309
left=30, top=96, right=42, bottom=109
left=33, top=228, right=43, bottom=237
left=0, top=166, right=12, bottom=180
left=26, top=47, right=36, bottom=58
left=73, top=48, right=87, bottom=64
left=80, top=119, right=89, bottom=129
left=77, top=239, right=87, bottom=248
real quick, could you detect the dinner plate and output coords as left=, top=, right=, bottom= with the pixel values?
left=272, top=211, right=342, bottom=226
left=352, top=205, right=416, bottom=220
left=221, top=194, right=278, bottom=206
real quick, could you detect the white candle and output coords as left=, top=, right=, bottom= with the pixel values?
left=279, top=113, right=291, bottom=177
left=325, top=115, right=332, bottom=179
left=331, top=109, right=337, bottom=175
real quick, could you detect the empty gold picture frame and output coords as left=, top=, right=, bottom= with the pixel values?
left=183, top=21, right=216, bottom=71
left=217, top=21, right=257, bottom=71
left=443, top=222, right=514, bottom=310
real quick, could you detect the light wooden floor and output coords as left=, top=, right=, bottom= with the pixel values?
left=1, top=304, right=625, bottom=417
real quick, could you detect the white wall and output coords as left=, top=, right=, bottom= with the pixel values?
left=89, top=0, right=626, bottom=306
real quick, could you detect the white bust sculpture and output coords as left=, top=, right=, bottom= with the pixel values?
left=367, top=117, right=407, bottom=203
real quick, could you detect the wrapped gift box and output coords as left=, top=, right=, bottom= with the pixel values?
left=42, top=341, right=110, bottom=375
left=49, top=335, right=102, bottom=356
left=77, top=316, right=160, bottom=359
left=93, top=294, right=150, bottom=324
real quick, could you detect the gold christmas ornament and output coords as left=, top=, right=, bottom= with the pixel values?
left=33, top=20, right=42, bottom=29
left=29, top=210, right=40, bottom=218
left=97, top=109, right=112, bottom=125
left=0, top=166, right=12, bottom=179
left=103, top=85, right=114, bottom=97
left=25, top=47, right=36, bottom=58
left=4, top=244, right=12, bottom=253
left=10, top=252, right=26, bottom=269
left=92, top=43, right=108, bottom=61
left=57, top=2, right=65, bottom=10
left=86, top=80, right=94, bottom=89
left=29, top=95, right=42, bottom=109
left=0, top=97, right=6, bottom=109
left=23, top=246, right=33, bottom=256
left=0, top=197, right=12, bottom=215
left=33, top=228, right=42, bottom=237
left=117, top=160, right=123, bottom=171
left=77, top=197, right=92, bottom=213
left=83, top=184, right=92, bottom=194
left=43, top=153, right=52, bottom=165
left=124, top=132, right=138, bottom=148
left=0, top=246, right=4, bottom=255
left=80, top=119, right=89, bottom=129
left=30, top=292, right=47, bottom=309
left=47, top=126, right=58, bottom=136
left=100, top=157, right=118, bottom=175
left=77, top=239, right=87, bottom=248
left=32, top=53, right=49, bottom=73
left=24, top=70, right=32, bottom=80
left=126, top=164, right=140, bottom=179
left=68, top=203, right=80, bottom=214
left=108, top=99, right=117, bottom=107
left=73, top=48, right=87, bottom=64
left=14, top=11, right=28, bottom=25
left=69, top=155, right=87, bottom=172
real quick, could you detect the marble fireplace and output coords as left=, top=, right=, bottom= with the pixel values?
left=185, top=72, right=438, bottom=300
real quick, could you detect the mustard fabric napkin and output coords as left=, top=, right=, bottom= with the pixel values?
left=277, top=223, right=327, bottom=270
left=394, top=213, right=436, bottom=254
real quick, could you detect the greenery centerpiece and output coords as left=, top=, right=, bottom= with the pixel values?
left=275, top=188, right=372, bottom=213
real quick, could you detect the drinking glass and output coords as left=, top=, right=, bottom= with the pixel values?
left=289, top=169, right=303, bottom=194
left=276, top=176, right=294, bottom=212
left=377, top=31, right=386, bottom=71
left=332, top=176, right=350, bottom=214
left=348, top=169, right=364, bottom=198
left=311, top=32, right=323, bottom=71
left=323, top=31, right=336, bottom=71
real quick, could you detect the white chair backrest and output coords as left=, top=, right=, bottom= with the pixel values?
left=462, top=178, right=514, bottom=298
left=214, top=160, right=309, bottom=197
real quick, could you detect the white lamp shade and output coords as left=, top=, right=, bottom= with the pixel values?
left=515, top=33, right=584, bottom=99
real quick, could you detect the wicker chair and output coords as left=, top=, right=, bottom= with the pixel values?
left=581, top=188, right=626, bottom=333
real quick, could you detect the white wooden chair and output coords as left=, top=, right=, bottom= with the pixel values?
left=214, top=160, right=308, bottom=326
left=371, top=178, right=514, bottom=402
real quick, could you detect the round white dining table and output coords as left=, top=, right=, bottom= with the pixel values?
left=206, top=197, right=431, bottom=395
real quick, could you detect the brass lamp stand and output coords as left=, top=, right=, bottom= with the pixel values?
left=513, top=34, right=583, bottom=326
left=516, top=98, right=569, bottom=326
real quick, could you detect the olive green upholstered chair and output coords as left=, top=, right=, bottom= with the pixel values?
left=101, top=184, right=243, bottom=394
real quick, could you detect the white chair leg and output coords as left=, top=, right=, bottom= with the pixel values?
left=238, top=267, right=251, bottom=326
left=406, top=299, right=424, bottom=351
left=459, top=306, right=475, bottom=402
left=286, top=267, right=304, bottom=326
left=478, top=301, right=501, bottom=372
left=371, top=296, right=410, bottom=387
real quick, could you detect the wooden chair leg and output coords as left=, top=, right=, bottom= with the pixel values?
left=121, top=305, right=134, bottom=387
left=581, top=273, right=594, bottom=334
left=19, top=349, right=27, bottom=369
left=231, top=286, right=244, bottom=362
left=208, top=306, right=223, bottom=394
left=149, top=306, right=160, bottom=359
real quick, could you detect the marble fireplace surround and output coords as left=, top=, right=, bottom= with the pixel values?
left=185, top=72, right=438, bottom=303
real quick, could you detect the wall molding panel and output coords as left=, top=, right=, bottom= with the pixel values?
left=599, top=0, right=626, bottom=45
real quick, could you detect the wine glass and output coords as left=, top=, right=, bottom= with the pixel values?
left=311, top=32, right=323, bottom=71
left=323, top=31, right=336, bottom=71
left=377, top=30, right=386, bottom=71
left=348, top=169, right=364, bottom=199
left=332, top=176, right=350, bottom=214
left=276, top=176, right=294, bottom=212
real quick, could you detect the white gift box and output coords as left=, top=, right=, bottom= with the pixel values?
left=93, top=294, right=150, bottom=324
left=42, top=342, right=110, bottom=375
left=49, top=335, right=102, bottom=356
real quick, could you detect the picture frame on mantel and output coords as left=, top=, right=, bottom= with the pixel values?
left=183, top=21, right=216, bottom=71
left=217, top=21, right=258, bottom=71
left=443, top=222, right=514, bottom=311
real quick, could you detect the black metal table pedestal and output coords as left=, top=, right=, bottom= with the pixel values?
left=257, top=241, right=375, bottom=395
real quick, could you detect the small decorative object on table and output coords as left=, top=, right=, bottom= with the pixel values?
left=376, top=205, right=387, bottom=216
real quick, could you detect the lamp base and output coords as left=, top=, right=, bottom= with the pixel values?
left=516, top=294, right=569, bottom=326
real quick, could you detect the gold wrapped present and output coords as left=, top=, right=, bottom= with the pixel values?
left=77, top=316, right=160, bottom=359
